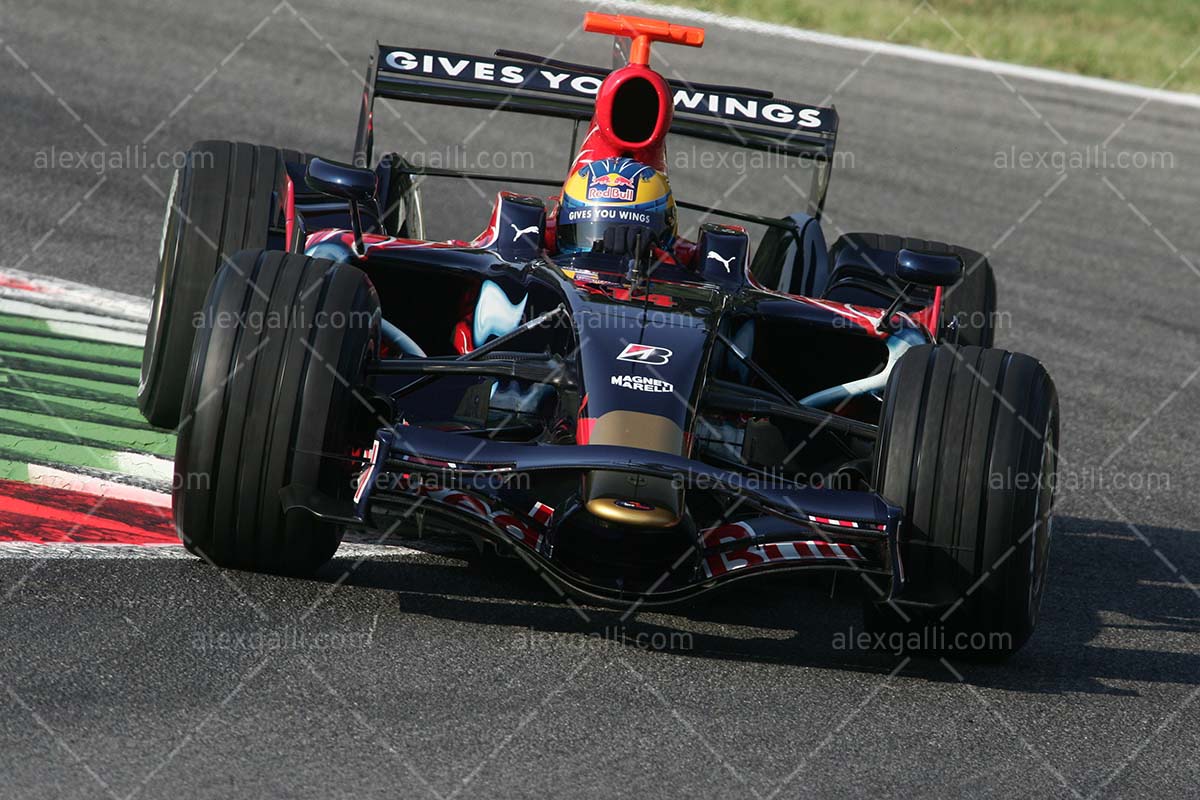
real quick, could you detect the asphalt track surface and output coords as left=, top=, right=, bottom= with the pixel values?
left=3, top=0, right=1200, bottom=797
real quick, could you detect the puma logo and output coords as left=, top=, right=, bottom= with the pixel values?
left=707, top=251, right=735, bottom=272
left=510, top=223, right=540, bottom=242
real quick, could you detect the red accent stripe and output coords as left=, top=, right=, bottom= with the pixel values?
left=0, top=277, right=44, bottom=292
left=529, top=501, right=554, bottom=525
left=453, top=321, right=474, bottom=355
left=913, top=284, right=943, bottom=336
left=0, top=479, right=176, bottom=545
left=284, top=174, right=296, bottom=251
left=353, top=439, right=380, bottom=504
left=813, top=540, right=838, bottom=558
left=576, top=417, right=596, bottom=445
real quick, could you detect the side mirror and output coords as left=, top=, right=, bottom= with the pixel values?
left=306, top=158, right=378, bottom=256
left=305, top=157, right=377, bottom=204
left=876, top=249, right=965, bottom=333
left=895, top=248, right=963, bottom=287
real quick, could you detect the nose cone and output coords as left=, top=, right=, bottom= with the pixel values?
left=581, top=411, right=685, bottom=528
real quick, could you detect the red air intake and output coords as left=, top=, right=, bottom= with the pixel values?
left=573, top=12, right=706, bottom=171
left=594, top=65, right=672, bottom=154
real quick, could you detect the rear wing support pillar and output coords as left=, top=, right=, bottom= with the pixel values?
left=353, top=45, right=380, bottom=168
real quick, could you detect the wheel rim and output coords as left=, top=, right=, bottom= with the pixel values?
left=1027, top=409, right=1057, bottom=625
left=139, top=168, right=181, bottom=398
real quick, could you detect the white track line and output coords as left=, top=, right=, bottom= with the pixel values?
left=585, top=0, right=1200, bottom=110
left=45, top=320, right=146, bottom=347
left=26, top=464, right=172, bottom=508
left=0, top=542, right=190, bottom=559
left=0, top=299, right=146, bottom=334
left=0, top=541, right=459, bottom=560
left=0, top=269, right=150, bottom=322
left=111, top=452, right=175, bottom=485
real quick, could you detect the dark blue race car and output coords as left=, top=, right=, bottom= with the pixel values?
left=139, top=12, right=1059, bottom=659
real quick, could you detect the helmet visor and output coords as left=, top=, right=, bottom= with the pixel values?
left=557, top=198, right=674, bottom=254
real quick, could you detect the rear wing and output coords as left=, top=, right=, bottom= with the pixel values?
left=354, top=45, right=839, bottom=217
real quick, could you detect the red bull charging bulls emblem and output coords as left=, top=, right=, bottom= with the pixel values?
left=587, top=170, right=638, bottom=202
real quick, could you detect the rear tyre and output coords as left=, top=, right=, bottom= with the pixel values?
left=867, top=344, right=1058, bottom=659
left=936, top=244, right=996, bottom=349
left=139, top=142, right=310, bottom=429
left=173, top=250, right=380, bottom=575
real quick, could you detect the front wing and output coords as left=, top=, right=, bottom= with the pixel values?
left=284, top=426, right=906, bottom=606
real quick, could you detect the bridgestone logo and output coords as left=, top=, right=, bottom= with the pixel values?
left=611, top=375, right=674, bottom=393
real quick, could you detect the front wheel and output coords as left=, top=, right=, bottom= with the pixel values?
left=173, top=250, right=380, bottom=575
left=868, top=344, right=1059, bottom=659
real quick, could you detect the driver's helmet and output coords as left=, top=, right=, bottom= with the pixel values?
left=556, top=157, right=677, bottom=254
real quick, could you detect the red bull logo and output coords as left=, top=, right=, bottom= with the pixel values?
left=587, top=171, right=637, bottom=201
left=594, top=173, right=635, bottom=188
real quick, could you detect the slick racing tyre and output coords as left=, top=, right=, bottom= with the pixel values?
left=139, top=141, right=310, bottom=429
left=933, top=242, right=997, bottom=349
left=868, top=344, right=1059, bottom=659
left=174, top=250, right=379, bottom=575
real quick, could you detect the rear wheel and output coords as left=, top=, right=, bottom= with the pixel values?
left=173, top=250, right=379, bottom=575
left=139, top=141, right=310, bottom=429
left=868, top=344, right=1058, bottom=659
left=935, top=243, right=996, bottom=348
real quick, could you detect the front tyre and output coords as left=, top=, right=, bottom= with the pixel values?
left=868, top=344, right=1059, bottom=659
left=173, top=250, right=379, bottom=575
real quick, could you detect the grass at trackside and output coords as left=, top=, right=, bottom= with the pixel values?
left=656, top=0, right=1200, bottom=93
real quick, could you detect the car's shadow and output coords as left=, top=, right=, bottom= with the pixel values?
left=320, top=514, right=1200, bottom=694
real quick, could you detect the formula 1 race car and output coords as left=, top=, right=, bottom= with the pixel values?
left=140, top=12, right=1059, bottom=658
